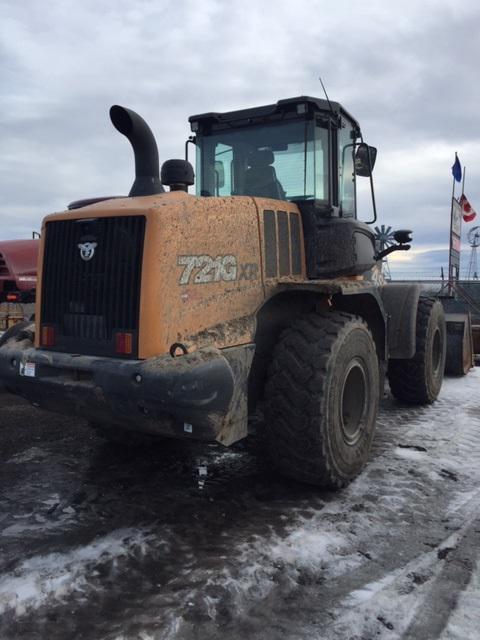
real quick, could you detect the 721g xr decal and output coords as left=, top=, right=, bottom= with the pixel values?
left=177, top=255, right=258, bottom=284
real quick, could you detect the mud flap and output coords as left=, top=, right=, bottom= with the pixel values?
left=444, top=314, right=474, bottom=375
left=217, top=344, right=255, bottom=446
left=381, top=284, right=421, bottom=359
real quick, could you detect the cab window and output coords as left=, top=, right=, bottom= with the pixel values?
left=196, top=120, right=328, bottom=202
left=338, top=119, right=356, bottom=217
left=315, top=125, right=329, bottom=202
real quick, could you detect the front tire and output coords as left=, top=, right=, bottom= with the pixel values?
left=388, top=297, right=446, bottom=404
left=265, top=312, right=379, bottom=488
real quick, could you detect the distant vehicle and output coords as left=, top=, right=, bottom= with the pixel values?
left=0, top=239, right=39, bottom=303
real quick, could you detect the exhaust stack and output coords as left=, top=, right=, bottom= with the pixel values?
left=110, top=105, right=164, bottom=197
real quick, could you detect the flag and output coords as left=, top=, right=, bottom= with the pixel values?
left=459, top=194, right=477, bottom=222
left=451, top=154, right=462, bottom=182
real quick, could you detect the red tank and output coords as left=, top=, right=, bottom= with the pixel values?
left=0, top=239, right=39, bottom=302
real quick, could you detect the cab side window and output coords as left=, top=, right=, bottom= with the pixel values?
left=315, top=126, right=329, bottom=201
left=338, top=120, right=356, bottom=217
left=214, top=144, right=233, bottom=195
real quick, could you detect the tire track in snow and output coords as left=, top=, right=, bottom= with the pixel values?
left=321, top=491, right=480, bottom=640
left=305, top=373, right=480, bottom=640
left=185, top=373, right=480, bottom=640
left=143, top=374, right=480, bottom=640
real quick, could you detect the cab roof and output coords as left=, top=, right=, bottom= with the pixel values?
left=189, top=95, right=360, bottom=134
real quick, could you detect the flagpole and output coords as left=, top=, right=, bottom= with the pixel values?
left=448, top=163, right=456, bottom=295
left=448, top=152, right=459, bottom=296
left=452, top=152, right=458, bottom=200
left=459, top=167, right=467, bottom=280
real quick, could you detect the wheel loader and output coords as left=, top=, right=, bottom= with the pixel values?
left=0, top=96, right=447, bottom=487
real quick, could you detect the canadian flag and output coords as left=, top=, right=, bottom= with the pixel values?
left=459, top=194, right=477, bottom=222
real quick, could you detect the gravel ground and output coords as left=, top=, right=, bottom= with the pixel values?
left=0, top=371, right=479, bottom=640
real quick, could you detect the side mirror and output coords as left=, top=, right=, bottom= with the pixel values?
left=355, top=143, right=377, bottom=177
left=375, top=228, right=413, bottom=261
left=214, top=160, right=225, bottom=190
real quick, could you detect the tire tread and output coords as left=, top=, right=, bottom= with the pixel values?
left=265, top=311, right=378, bottom=487
left=388, top=297, right=445, bottom=404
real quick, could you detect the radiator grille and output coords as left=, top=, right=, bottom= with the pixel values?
left=41, top=216, right=146, bottom=357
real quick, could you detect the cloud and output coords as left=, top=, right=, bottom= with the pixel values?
left=1, top=0, right=479, bottom=275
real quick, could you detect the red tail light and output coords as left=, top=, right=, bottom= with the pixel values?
left=115, top=332, right=133, bottom=355
left=41, top=325, right=56, bottom=347
left=6, top=293, right=20, bottom=302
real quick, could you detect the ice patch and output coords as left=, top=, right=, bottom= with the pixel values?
left=2, top=521, right=60, bottom=537
left=266, top=527, right=349, bottom=571
left=392, top=447, right=426, bottom=461
left=7, top=447, right=48, bottom=464
left=349, top=571, right=402, bottom=604
left=190, top=518, right=360, bottom=625
left=1, top=493, right=76, bottom=537
left=0, top=528, right=154, bottom=616
left=209, top=450, right=242, bottom=464
left=447, top=487, right=480, bottom=516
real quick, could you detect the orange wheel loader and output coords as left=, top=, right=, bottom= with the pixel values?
left=0, top=97, right=446, bottom=487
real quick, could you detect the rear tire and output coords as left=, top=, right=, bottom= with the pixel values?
left=388, top=297, right=446, bottom=404
left=265, top=312, right=379, bottom=488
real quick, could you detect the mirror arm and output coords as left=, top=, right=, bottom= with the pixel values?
left=360, top=134, right=377, bottom=224
left=375, top=244, right=410, bottom=261
left=365, top=167, right=377, bottom=224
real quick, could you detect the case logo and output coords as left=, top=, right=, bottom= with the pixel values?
left=78, top=242, right=97, bottom=261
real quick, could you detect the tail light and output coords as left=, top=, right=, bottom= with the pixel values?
left=6, top=293, right=20, bottom=302
left=41, top=325, right=56, bottom=347
left=115, top=332, right=133, bottom=355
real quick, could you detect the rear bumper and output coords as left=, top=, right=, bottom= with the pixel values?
left=0, top=330, right=254, bottom=444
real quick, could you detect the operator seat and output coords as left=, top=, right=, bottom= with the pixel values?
left=244, top=149, right=286, bottom=200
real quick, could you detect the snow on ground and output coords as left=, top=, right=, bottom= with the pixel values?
left=0, top=370, right=480, bottom=639
left=167, top=371, right=480, bottom=639
left=179, top=372, right=480, bottom=640
left=0, top=528, right=154, bottom=616
left=438, top=559, right=480, bottom=640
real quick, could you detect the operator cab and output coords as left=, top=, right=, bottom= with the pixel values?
left=189, top=96, right=377, bottom=221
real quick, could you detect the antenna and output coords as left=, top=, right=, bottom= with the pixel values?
left=318, top=76, right=334, bottom=115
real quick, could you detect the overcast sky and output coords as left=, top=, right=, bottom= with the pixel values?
left=1, top=0, right=479, bottom=277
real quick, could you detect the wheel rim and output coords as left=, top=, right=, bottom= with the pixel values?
left=341, top=360, right=367, bottom=445
left=432, top=328, right=442, bottom=375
